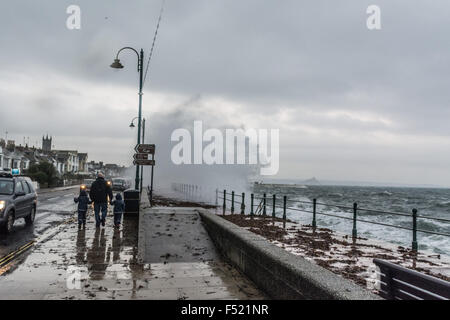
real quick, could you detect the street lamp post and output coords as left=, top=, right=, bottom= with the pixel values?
left=140, top=118, right=145, bottom=193
left=111, top=47, right=144, bottom=191
left=130, top=117, right=145, bottom=193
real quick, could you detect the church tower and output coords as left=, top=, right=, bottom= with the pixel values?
left=42, top=134, right=52, bottom=152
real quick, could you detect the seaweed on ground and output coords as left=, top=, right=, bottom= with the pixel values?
left=221, top=214, right=450, bottom=288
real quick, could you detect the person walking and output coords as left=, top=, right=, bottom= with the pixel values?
left=74, top=187, right=92, bottom=229
left=89, top=172, right=113, bottom=228
left=111, top=193, right=125, bottom=228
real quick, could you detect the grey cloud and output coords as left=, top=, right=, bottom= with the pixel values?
left=1, top=0, right=450, bottom=185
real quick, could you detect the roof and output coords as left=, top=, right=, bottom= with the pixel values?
left=53, top=150, right=78, bottom=155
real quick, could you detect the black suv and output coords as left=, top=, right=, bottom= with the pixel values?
left=0, top=173, right=37, bottom=233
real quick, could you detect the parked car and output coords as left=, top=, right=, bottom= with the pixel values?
left=112, top=178, right=130, bottom=191
left=0, top=172, right=38, bottom=233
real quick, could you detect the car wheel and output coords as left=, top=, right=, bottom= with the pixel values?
left=25, top=207, right=36, bottom=225
left=1, top=213, right=15, bottom=234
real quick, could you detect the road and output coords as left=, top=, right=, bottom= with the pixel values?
left=0, top=186, right=79, bottom=262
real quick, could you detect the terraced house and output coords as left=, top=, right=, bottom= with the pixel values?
left=0, top=136, right=88, bottom=175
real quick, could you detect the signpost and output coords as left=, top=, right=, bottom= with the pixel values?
left=133, top=159, right=155, bottom=166
left=135, top=144, right=155, bottom=154
left=133, top=144, right=156, bottom=205
left=133, top=144, right=155, bottom=166
left=133, top=153, right=150, bottom=161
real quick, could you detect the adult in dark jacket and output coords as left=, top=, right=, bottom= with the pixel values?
left=89, top=172, right=113, bottom=228
left=74, top=188, right=92, bottom=229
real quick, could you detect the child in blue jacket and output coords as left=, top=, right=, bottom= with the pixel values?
left=74, top=188, right=92, bottom=229
left=111, top=193, right=125, bottom=228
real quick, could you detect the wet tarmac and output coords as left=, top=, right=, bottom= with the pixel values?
left=0, top=193, right=266, bottom=300
left=0, top=186, right=79, bottom=262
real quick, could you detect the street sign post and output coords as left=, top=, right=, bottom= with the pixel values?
left=133, top=159, right=155, bottom=166
left=133, top=153, right=149, bottom=161
left=133, top=143, right=156, bottom=206
left=134, top=144, right=155, bottom=154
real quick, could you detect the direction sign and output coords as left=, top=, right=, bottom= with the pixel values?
left=133, top=159, right=155, bottom=166
left=133, top=153, right=148, bottom=160
left=134, top=144, right=155, bottom=154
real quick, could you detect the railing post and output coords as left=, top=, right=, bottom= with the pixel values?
left=283, top=196, right=287, bottom=228
left=215, top=188, right=218, bottom=206
left=231, top=191, right=235, bottom=214
left=223, top=189, right=226, bottom=216
left=412, top=208, right=418, bottom=252
left=312, top=198, right=317, bottom=228
left=352, top=202, right=357, bottom=238
left=250, top=193, right=254, bottom=217
left=263, top=193, right=267, bottom=216
left=272, top=194, right=276, bottom=218
left=241, top=192, right=245, bottom=214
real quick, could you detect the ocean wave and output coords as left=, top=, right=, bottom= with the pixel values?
left=255, top=184, right=450, bottom=255
left=372, top=190, right=393, bottom=196
left=328, top=193, right=344, bottom=198
left=434, top=201, right=450, bottom=208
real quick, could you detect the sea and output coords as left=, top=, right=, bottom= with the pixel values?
left=251, top=184, right=450, bottom=256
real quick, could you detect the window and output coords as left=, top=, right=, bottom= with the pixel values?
left=0, top=180, right=14, bottom=195
left=23, top=181, right=31, bottom=194
left=15, top=181, right=24, bottom=193
left=27, top=182, right=35, bottom=193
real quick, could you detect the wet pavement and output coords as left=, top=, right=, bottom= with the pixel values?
left=0, top=213, right=140, bottom=299
left=0, top=192, right=266, bottom=300
left=138, top=207, right=265, bottom=299
left=0, top=186, right=79, bottom=265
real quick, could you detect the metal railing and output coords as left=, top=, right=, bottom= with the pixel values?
left=216, top=189, right=450, bottom=253
left=171, top=182, right=215, bottom=204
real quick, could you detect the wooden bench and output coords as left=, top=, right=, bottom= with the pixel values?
left=373, top=258, right=450, bottom=300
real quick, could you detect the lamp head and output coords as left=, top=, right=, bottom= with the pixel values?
left=110, top=58, right=124, bottom=69
left=129, top=122, right=135, bottom=128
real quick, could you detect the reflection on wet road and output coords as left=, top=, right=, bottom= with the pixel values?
left=0, top=186, right=79, bottom=264
left=0, top=196, right=267, bottom=299
left=0, top=209, right=146, bottom=299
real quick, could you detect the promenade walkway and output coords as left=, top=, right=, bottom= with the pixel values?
left=138, top=206, right=265, bottom=299
left=0, top=195, right=265, bottom=300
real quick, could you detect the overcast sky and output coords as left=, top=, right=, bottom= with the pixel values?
left=1, top=1, right=450, bottom=187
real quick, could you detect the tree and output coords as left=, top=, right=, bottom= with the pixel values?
left=27, top=161, right=59, bottom=187
left=32, top=172, right=48, bottom=185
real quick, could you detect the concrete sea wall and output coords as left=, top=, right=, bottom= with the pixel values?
left=197, top=209, right=381, bottom=300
